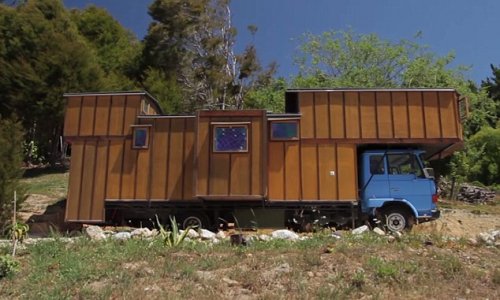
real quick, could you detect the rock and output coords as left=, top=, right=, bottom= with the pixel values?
left=392, top=231, right=403, bottom=238
left=352, top=225, right=369, bottom=235
left=181, top=229, right=200, bottom=239
left=113, top=232, right=132, bottom=240
left=85, top=225, right=106, bottom=240
left=271, top=229, right=299, bottom=241
left=307, top=271, right=314, bottom=278
left=258, top=234, right=271, bottom=241
left=215, top=230, right=226, bottom=240
left=222, top=277, right=240, bottom=286
left=199, top=229, right=216, bottom=240
left=467, top=238, right=478, bottom=246
left=490, top=230, right=500, bottom=240
left=331, top=231, right=343, bottom=239
left=131, top=228, right=153, bottom=239
left=196, top=270, right=215, bottom=281
left=478, top=232, right=494, bottom=244
left=386, top=235, right=396, bottom=243
left=373, top=227, right=386, bottom=236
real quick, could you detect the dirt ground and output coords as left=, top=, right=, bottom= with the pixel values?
left=414, top=207, right=500, bottom=238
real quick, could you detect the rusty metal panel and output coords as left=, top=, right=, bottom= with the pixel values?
left=299, top=93, right=315, bottom=138
left=375, top=92, right=393, bottom=138
left=344, top=92, right=360, bottom=138
left=284, top=142, right=300, bottom=200
left=268, top=142, right=284, bottom=200
left=314, top=92, right=329, bottom=138
left=300, top=144, right=318, bottom=200
left=65, top=141, right=84, bottom=221
left=329, top=92, right=345, bottom=138
left=360, top=92, right=377, bottom=138
left=64, top=97, right=81, bottom=137
left=150, top=119, right=169, bottom=200
left=407, top=92, right=425, bottom=138
left=79, top=96, right=96, bottom=136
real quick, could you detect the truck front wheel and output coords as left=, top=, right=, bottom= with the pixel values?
left=382, top=207, right=413, bottom=232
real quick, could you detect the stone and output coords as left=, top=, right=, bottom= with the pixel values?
left=478, top=232, right=494, bottom=244
left=271, top=229, right=299, bottom=241
left=222, top=277, right=240, bottom=286
left=373, top=227, right=386, bottom=236
left=85, top=225, right=106, bottom=240
left=490, top=230, right=500, bottom=240
left=131, top=228, right=153, bottom=239
left=113, top=232, right=132, bottom=240
left=182, top=229, right=200, bottom=239
left=331, top=231, right=343, bottom=239
left=215, top=230, right=226, bottom=240
left=352, top=225, right=369, bottom=235
left=196, top=270, right=215, bottom=281
left=386, top=235, right=396, bottom=243
left=199, top=229, right=216, bottom=240
left=258, top=234, right=271, bottom=241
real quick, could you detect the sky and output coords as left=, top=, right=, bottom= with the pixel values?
left=63, top=0, right=500, bottom=84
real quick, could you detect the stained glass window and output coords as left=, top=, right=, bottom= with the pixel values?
left=213, top=125, right=248, bottom=152
left=271, top=121, right=299, bottom=140
left=133, top=127, right=149, bottom=149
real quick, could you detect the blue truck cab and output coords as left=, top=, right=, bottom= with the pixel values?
left=359, top=149, right=440, bottom=231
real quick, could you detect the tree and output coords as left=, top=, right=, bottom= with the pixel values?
left=293, top=30, right=467, bottom=89
left=70, top=5, right=142, bottom=90
left=0, top=117, right=24, bottom=237
left=481, top=64, right=500, bottom=127
left=141, top=0, right=274, bottom=112
left=0, top=0, right=105, bottom=164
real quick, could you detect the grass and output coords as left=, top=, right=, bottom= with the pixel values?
left=20, top=169, right=68, bottom=200
left=439, top=198, right=500, bottom=215
left=0, top=232, right=499, bottom=299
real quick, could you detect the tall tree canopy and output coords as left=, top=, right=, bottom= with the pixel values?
left=141, top=0, right=275, bottom=112
left=0, top=0, right=105, bottom=163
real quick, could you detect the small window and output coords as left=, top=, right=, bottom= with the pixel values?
left=370, top=155, right=385, bottom=175
left=213, top=125, right=248, bottom=152
left=271, top=121, right=299, bottom=140
left=132, top=126, right=150, bottom=149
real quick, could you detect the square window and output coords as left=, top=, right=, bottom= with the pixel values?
left=213, top=125, right=248, bottom=152
left=132, top=126, right=150, bottom=149
left=271, top=121, right=299, bottom=140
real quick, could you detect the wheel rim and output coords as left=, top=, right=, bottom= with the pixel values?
left=183, top=216, right=202, bottom=229
left=386, top=212, right=406, bottom=232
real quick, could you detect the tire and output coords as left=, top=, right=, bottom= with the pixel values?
left=181, top=213, right=210, bottom=230
left=382, top=207, right=413, bottom=232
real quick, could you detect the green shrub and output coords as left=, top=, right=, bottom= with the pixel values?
left=0, top=255, right=19, bottom=279
left=0, top=117, right=25, bottom=237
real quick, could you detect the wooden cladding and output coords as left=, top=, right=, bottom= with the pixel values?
left=297, top=90, right=462, bottom=141
left=65, top=117, right=196, bottom=222
left=64, top=92, right=160, bottom=138
left=268, top=142, right=357, bottom=201
left=195, top=111, right=266, bottom=198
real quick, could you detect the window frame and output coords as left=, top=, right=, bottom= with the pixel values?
left=212, top=123, right=249, bottom=153
left=131, top=125, right=151, bottom=149
left=269, top=120, right=300, bottom=141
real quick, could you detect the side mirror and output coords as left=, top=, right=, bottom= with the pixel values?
left=423, top=168, right=435, bottom=179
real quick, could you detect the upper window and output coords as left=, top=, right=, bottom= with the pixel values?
left=271, top=121, right=299, bottom=140
left=387, top=154, right=423, bottom=177
left=132, top=126, right=150, bottom=149
left=213, top=125, right=248, bottom=152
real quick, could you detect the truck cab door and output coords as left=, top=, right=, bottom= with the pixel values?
left=361, top=154, right=390, bottom=212
left=386, top=153, right=433, bottom=215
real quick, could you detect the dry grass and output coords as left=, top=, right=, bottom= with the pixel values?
left=0, top=231, right=499, bottom=299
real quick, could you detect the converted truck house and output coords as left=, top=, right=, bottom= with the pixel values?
left=63, top=89, right=464, bottom=231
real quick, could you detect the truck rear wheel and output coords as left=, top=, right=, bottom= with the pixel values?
left=382, top=207, right=413, bottom=232
left=181, top=212, right=210, bottom=230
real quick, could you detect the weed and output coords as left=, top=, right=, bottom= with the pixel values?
left=436, top=253, right=463, bottom=279
left=0, top=255, right=19, bottom=279
left=367, top=257, right=398, bottom=281
left=351, top=269, right=366, bottom=289
left=156, top=215, right=191, bottom=248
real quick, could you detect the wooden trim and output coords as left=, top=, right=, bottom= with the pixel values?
left=315, top=143, right=320, bottom=200
left=300, top=138, right=462, bottom=144
left=165, top=119, right=171, bottom=199
left=389, top=92, right=395, bottom=139
left=121, top=96, right=128, bottom=135
left=283, top=141, right=287, bottom=200
left=77, top=96, right=83, bottom=136
left=92, top=96, right=98, bottom=135
left=199, top=110, right=265, bottom=117
left=405, top=91, right=411, bottom=138
left=118, top=140, right=125, bottom=200
left=89, top=140, right=98, bottom=219
left=196, top=195, right=265, bottom=201
left=327, top=92, right=332, bottom=139
left=181, top=118, right=187, bottom=199
left=210, top=121, right=251, bottom=125
left=420, top=91, right=427, bottom=138
left=77, top=141, right=86, bottom=220
left=374, top=92, right=379, bottom=139
left=436, top=91, right=443, bottom=138
left=335, top=143, right=339, bottom=200
left=357, top=92, right=362, bottom=138
left=147, top=119, right=156, bottom=201
left=312, top=92, right=317, bottom=138
left=342, top=92, right=347, bottom=138
left=103, top=139, right=110, bottom=217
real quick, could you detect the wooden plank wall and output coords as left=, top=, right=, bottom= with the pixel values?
left=268, top=142, right=357, bottom=201
left=64, top=93, right=185, bottom=222
left=195, top=112, right=266, bottom=198
left=298, top=90, right=461, bottom=142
